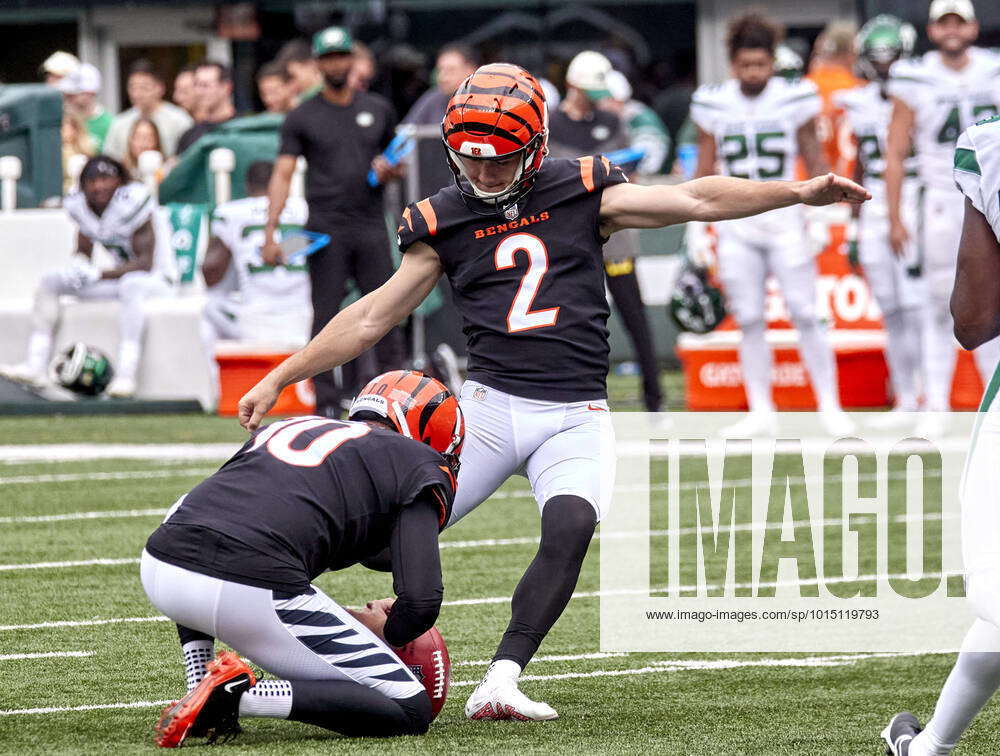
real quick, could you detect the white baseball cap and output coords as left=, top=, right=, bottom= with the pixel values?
left=40, top=50, right=80, bottom=77
left=929, top=0, right=976, bottom=23
left=57, top=63, right=101, bottom=94
left=605, top=70, right=632, bottom=103
left=565, top=51, right=613, bottom=100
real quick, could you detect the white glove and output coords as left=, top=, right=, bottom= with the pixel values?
left=683, top=220, right=714, bottom=270
left=60, top=257, right=101, bottom=291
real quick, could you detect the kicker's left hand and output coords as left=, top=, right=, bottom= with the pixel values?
left=798, top=173, right=871, bottom=207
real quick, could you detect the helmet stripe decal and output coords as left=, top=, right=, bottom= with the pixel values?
left=459, top=69, right=545, bottom=101
left=445, top=102, right=533, bottom=131
left=416, top=199, right=437, bottom=235
left=417, top=390, right=449, bottom=437
left=578, top=156, right=596, bottom=192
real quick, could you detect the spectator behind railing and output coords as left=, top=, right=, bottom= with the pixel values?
left=274, top=39, right=323, bottom=102
left=61, top=110, right=95, bottom=194
left=58, top=63, right=112, bottom=153
left=40, top=50, right=79, bottom=88
left=401, top=42, right=479, bottom=126
left=348, top=41, right=376, bottom=92
left=103, top=59, right=193, bottom=161
left=172, top=64, right=199, bottom=119
left=256, top=62, right=296, bottom=114
left=177, top=61, right=238, bottom=155
left=123, top=117, right=164, bottom=183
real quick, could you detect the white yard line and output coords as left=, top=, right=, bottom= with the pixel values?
left=455, top=651, right=628, bottom=667
left=0, top=651, right=94, bottom=661
left=0, top=509, right=167, bottom=524
left=0, top=468, right=216, bottom=486
left=0, top=558, right=139, bottom=572
left=0, top=650, right=935, bottom=716
left=0, top=444, right=238, bottom=463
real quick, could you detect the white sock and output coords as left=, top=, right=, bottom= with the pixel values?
left=910, top=619, right=1000, bottom=756
left=921, top=302, right=956, bottom=412
left=882, top=309, right=920, bottom=410
left=116, top=340, right=140, bottom=382
left=182, top=640, right=214, bottom=691
left=738, top=321, right=774, bottom=412
left=793, top=318, right=840, bottom=412
left=485, top=659, right=522, bottom=683
left=238, top=679, right=293, bottom=718
left=25, top=331, right=53, bottom=377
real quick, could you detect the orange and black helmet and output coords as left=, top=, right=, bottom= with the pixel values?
left=441, top=63, right=548, bottom=214
left=349, top=370, right=465, bottom=476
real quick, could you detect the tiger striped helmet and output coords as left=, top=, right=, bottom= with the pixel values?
left=441, top=63, right=548, bottom=213
left=349, top=370, right=465, bottom=475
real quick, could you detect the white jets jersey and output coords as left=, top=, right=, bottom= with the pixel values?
left=209, top=195, right=310, bottom=310
left=690, top=76, right=821, bottom=242
left=64, top=182, right=177, bottom=282
left=835, top=82, right=920, bottom=215
left=888, top=47, right=1000, bottom=192
left=955, top=116, right=1000, bottom=244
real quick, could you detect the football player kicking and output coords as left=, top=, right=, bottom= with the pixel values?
left=690, top=13, right=852, bottom=437
left=882, top=115, right=1000, bottom=755
left=238, top=63, right=869, bottom=721
left=141, top=371, right=463, bottom=745
left=885, top=0, right=1000, bottom=424
left=836, top=15, right=925, bottom=418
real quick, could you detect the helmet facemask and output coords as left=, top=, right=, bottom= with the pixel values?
left=443, top=128, right=547, bottom=216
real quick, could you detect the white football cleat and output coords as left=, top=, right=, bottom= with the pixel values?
left=0, top=362, right=48, bottom=389
left=106, top=376, right=136, bottom=398
left=465, top=676, right=558, bottom=722
left=721, top=411, right=778, bottom=439
left=819, top=409, right=855, bottom=438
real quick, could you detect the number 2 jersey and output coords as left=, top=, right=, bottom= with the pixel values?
left=888, top=48, right=1000, bottom=193
left=144, top=417, right=456, bottom=594
left=397, top=156, right=628, bottom=402
left=690, top=76, right=821, bottom=242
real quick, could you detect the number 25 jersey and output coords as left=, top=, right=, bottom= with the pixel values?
left=397, top=156, right=628, bottom=403
left=690, top=76, right=821, bottom=241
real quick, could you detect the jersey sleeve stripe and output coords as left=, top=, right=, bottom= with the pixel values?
left=600, top=155, right=611, bottom=175
left=416, top=199, right=438, bottom=235
left=579, top=156, right=596, bottom=192
left=955, top=148, right=981, bottom=175
left=402, top=207, right=413, bottom=232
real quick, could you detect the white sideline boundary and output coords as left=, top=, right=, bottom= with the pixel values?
left=0, top=650, right=934, bottom=716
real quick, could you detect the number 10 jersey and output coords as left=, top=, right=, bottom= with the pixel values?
left=397, top=156, right=628, bottom=402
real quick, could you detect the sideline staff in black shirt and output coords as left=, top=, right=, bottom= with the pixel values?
left=263, top=26, right=405, bottom=417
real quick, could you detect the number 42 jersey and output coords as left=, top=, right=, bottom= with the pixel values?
left=398, top=156, right=628, bottom=402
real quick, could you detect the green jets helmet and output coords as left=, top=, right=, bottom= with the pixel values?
left=50, top=342, right=114, bottom=396
left=856, top=15, right=916, bottom=81
left=669, top=264, right=726, bottom=335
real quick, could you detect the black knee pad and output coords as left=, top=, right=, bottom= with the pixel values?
left=396, top=691, right=432, bottom=735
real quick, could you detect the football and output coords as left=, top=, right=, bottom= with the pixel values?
left=393, top=627, right=450, bottom=719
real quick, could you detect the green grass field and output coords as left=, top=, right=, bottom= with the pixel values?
left=1, top=379, right=998, bottom=754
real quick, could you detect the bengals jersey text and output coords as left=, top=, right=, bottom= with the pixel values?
left=398, top=155, right=628, bottom=402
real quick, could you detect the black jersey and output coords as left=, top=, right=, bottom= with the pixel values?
left=145, top=417, right=455, bottom=594
left=397, top=156, right=628, bottom=402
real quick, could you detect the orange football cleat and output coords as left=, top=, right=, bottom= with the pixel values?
left=155, top=651, right=256, bottom=748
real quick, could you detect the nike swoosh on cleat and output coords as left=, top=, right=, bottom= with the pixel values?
left=223, top=679, right=246, bottom=694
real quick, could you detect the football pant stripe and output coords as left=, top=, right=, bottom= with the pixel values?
left=297, top=635, right=377, bottom=656
left=274, top=608, right=344, bottom=627
left=335, top=653, right=401, bottom=668
left=372, top=669, right=417, bottom=682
